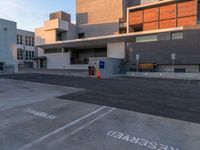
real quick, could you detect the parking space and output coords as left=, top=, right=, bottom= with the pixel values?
left=1, top=74, right=200, bottom=123
left=42, top=109, right=200, bottom=150
left=0, top=76, right=200, bottom=150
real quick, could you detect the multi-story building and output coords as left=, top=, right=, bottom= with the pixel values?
left=17, top=29, right=35, bottom=68
left=35, top=0, right=200, bottom=73
left=0, top=18, right=35, bottom=73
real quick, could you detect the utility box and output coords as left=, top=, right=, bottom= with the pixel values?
left=89, top=57, right=123, bottom=78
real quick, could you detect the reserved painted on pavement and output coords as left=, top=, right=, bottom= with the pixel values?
left=107, top=130, right=179, bottom=150
left=24, top=108, right=57, bottom=120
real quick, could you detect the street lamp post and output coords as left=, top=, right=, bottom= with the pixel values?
left=136, top=54, right=140, bottom=72
left=171, top=53, right=176, bottom=72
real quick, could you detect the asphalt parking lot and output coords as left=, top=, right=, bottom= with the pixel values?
left=0, top=74, right=200, bottom=150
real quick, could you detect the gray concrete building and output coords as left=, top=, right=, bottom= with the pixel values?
left=0, top=18, right=18, bottom=72
left=0, top=18, right=36, bottom=73
left=127, top=29, right=200, bottom=72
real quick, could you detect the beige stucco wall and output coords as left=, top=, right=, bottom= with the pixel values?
left=35, top=27, right=56, bottom=45
left=35, top=27, right=56, bottom=57
left=44, top=19, right=69, bottom=31
left=76, top=0, right=123, bottom=25
left=76, top=0, right=124, bottom=37
left=46, top=52, right=70, bottom=69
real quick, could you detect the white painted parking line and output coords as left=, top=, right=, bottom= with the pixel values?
left=24, top=108, right=57, bottom=120
left=18, top=106, right=107, bottom=150
left=70, top=108, right=116, bottom=135
left=55, top=108, right=116, bottom=143
left=107, top=130, right=180, bottom=150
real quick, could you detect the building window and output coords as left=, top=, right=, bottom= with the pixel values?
left=44, top=48, right=63, bottom=54
left=17, top=35, right=20, bottom=45
left=78, top=33, right=85, bottom=39
left=136, top=34, right=158, bottom=43
left=25, top=51, right=28, bottom=60
left=16, top=34, right=23, bottom=45
left=25, top=36, right=28, bottom=46
left=171, top=32, right=183, bottom=40
left=25, top=51, right=34, bottom=60
left=28, top=51, right=32, bottom=60
left=31, top=51, right=35, bottom=59
left=20, top=35, right=23, bottom=45
left=32, top=37, right=34, bottom=46
left=0, top=62, right=5, bottom=70
left=29, top=36, right=32, bottom=46
left=17, top=49, right=23, bottom=60
left=131, top=24, right=143, bottom=32
left=56, top=31, right=62, bottom=41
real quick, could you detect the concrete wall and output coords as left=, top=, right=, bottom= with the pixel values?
left=68, top=64, right=88, bottom=70
left=44, top=19, right=69, bottom=31
left=67, top=24, right=78, bottom=40
left=78, top=22, right=120, bottom=38
left=46, top=52, right=88, bottom=70
left=76, top=0, right=124, bottom=37
left=127, top=29, right=200, bottom=66
left=76, top=0, right=123, bottom=25
left=46, top=52, right=70, bottom=69
left=158, top=65, right=200, bottom=72
left=107, top=42, right=125, bottom=59
left=0, top=19, right=18, bottom=72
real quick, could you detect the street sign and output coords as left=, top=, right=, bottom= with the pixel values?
left=99, top=61, right=105, bottom=69
left=171, top=53, right=176, bottom=60
left=136, top=54, right=140, bottom=60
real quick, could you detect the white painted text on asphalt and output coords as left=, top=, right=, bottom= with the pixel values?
left=24, top=108, right=57, bottom=120
left=107, top=131, right=179, bottom=150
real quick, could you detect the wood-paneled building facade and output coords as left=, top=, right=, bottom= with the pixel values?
left=128, top=0, right=199, bottom=32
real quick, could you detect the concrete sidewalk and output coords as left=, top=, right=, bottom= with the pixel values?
left=17, top=69, right=200, bottom=81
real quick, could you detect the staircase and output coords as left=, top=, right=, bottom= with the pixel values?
left=119, top=62, right=134, bottom=74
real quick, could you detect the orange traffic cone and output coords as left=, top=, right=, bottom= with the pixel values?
left=96, top=70, right=101, bottom=79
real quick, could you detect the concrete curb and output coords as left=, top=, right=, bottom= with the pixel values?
left=127, top=72, right=200, bottom=80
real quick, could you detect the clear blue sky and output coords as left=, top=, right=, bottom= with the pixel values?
left=0, top=0, right=76, bottom=31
